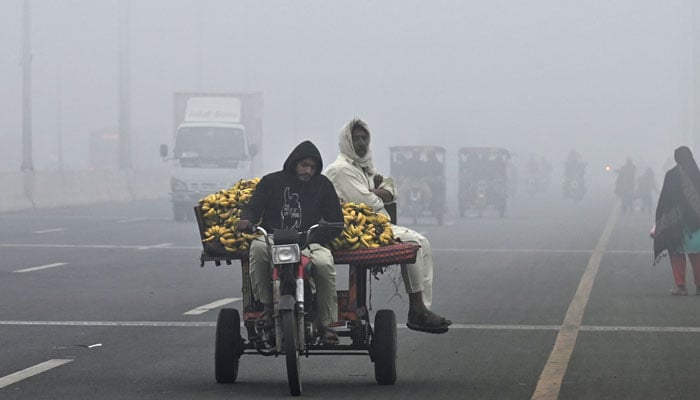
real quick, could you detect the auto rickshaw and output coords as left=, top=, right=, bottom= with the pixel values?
left=389, top=145, right=447, bottom=225
left=458, top=147, right=510, bottom=218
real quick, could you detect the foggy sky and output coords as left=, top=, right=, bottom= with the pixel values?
left=0, top=0, right=692, bottom=176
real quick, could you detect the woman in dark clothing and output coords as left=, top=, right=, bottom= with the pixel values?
left=654, top=146, right=700, bottom=295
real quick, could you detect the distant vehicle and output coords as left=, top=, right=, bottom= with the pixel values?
left=160, top=92, right=263, bottom=221
left=458, top=147, right=510, bottom=218
left=389, top=145, right=447, bottom=225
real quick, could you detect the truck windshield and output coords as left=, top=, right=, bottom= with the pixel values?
left=174, top=127, right=246, bottom=167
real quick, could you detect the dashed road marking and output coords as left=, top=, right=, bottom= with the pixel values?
left=183, top=298, right=241, bottom=315
left=13, top=262, right=68, bottom=273
left=33, top=228, right=65, bottom=234
left=137, top=243, right=173, bottom=250
left=0, top=359, right=73, bottom=389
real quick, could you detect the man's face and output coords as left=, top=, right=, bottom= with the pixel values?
left=296, top=157, right=317, bottom=182
left=351, top=127, right=370, bottom=158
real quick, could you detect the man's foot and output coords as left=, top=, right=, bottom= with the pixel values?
left=406, top=310, right=450, bottom=334
left=318, top=326, right=339, bottom=346
left=256, top=310, right=274, bottom=329
left=670, top=286, right=688, bottom=296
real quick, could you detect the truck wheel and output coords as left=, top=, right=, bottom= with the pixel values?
left=173, top=205, right=187, bottom=222
left=372, top=309, right=397, bottom=385
left=215, top=308, right=242, bottom=383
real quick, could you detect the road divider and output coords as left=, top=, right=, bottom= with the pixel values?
left=0, top=170, right=169, bottom=212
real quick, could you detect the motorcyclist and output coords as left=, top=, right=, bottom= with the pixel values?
left=563, top=149, right=586, bottom=199
left=636, top=167, right=659, bottom=214
left=615, top=157, right=637, bottom=215
left=237, top=140, right=345, bottom=345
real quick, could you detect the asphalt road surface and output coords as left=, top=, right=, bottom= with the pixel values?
left=1, top=189, right=698, bottom=399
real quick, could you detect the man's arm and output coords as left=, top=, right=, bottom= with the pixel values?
left=371, top=174, right=395, bottom=203
left=327, top=168, right=387, bottom=213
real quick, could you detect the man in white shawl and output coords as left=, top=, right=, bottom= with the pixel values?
left=325, top=118, right=451, bottom=334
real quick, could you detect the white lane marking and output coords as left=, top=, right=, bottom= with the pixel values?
left=33, top=228, right=65, bottom=234
left=13, top=262, right=68, bottom=273
left=0, top=243, right=199, bottom=250
left=117, top=217, right=150, bottom=223
left=434, top=248, right=593, bottom=254
left=183, top=298, right=241, bottom=315
left=0, top=359, right=73, bottom=389
left=2, top=320, right=700, bottom=334
left=0, top=243, right=649, bottom=255
left=531, top=202, right=620, bottom=400
left=137, top=243, right=173, bottom=250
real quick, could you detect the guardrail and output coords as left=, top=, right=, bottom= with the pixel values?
left=0, top=170, right=169, bottom=212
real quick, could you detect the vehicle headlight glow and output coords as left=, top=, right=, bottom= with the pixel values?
left=272, top=244, right=301, bottom=264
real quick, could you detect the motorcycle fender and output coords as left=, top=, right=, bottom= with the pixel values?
left=279, top=294, right=296, bottom=311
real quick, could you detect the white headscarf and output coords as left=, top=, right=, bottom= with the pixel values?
left=338, top=118, right=376, bottom=175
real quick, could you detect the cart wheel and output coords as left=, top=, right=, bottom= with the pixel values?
left=372, top=309, right=397, bottom=385
left=215, top=308, right=242, bottom=383
left=282, top=310, right=302, bottom=396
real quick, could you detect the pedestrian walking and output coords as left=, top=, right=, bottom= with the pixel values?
left=653, top=146, right=700, bottom=295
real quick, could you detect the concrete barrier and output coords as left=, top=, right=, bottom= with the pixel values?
left=0, top=169, right=169, bottom=213
left=0, top=172, right=33, bottom=212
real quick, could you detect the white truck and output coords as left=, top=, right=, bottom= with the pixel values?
left=160, top=92, right=263, bottom=221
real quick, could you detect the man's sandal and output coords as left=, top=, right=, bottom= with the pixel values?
left=406, top=311, right=450, bottom=334
left=318, top=326, right=339, bottom=346
left=256, top=310, right=274, bottom=329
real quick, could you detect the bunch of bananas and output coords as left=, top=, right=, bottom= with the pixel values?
left=199, top=178, right=261, bottom=253
left=328, top=202, right=395, bottom=251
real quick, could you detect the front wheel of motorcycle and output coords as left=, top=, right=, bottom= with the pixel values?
left=282, top=309, right=302, bottom=396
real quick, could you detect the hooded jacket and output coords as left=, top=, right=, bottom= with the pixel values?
left=240, top=140, right=344, bottom=244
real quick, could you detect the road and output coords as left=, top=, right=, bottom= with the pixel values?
left=1, top=190, right=698, bottom=399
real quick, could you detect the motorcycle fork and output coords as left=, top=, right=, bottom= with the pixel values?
left=272, top=266, right=283, bottom=351
left=272, top=262, right=307, bottom=352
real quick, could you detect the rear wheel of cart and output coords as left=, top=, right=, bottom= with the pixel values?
left=372, top=309, right=397, bottom=385
left=282, top=310, right=302, bottom=396
left=215, top=308, right=242, bottom=383
left=173, top=204, right=187, bottom=222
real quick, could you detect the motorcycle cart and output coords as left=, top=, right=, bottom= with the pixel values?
left=194, top=206, right=419, bottom=396
left=458, top=147, right=510, bottom=218
left=389, top=145, right=447, bottom=225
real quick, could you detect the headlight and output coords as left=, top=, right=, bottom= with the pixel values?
left=272, top=244, right=301, bottom=264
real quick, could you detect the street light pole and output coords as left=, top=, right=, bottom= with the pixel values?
left=20, top=0, right=33, bottom=172
left=118, top=0, right=132, bottom=169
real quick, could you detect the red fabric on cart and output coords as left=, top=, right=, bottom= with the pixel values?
left=332, top=242, right=419, bottom=267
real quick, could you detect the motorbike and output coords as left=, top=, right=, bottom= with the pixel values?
left=563, top=175, right=585, bottom=202
left=211, top=220, right=404, bottom=396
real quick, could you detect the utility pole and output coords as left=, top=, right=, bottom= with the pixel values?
left=118, top=0, right=132, bottom=169
left=693, top=0, right=699, bottom=153
left=20, top=0, right=33, bottom=172
left=196, top=4, right=203, bottom=90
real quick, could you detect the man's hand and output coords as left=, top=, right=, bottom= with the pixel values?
left=373, top=174, right=384, bottom=188
left=370, top=188, right=394, bottom=203
left=236, top=219, right=253, bottom=232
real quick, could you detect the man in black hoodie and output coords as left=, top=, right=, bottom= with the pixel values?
left=237, top=140, right=344, bottom=344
